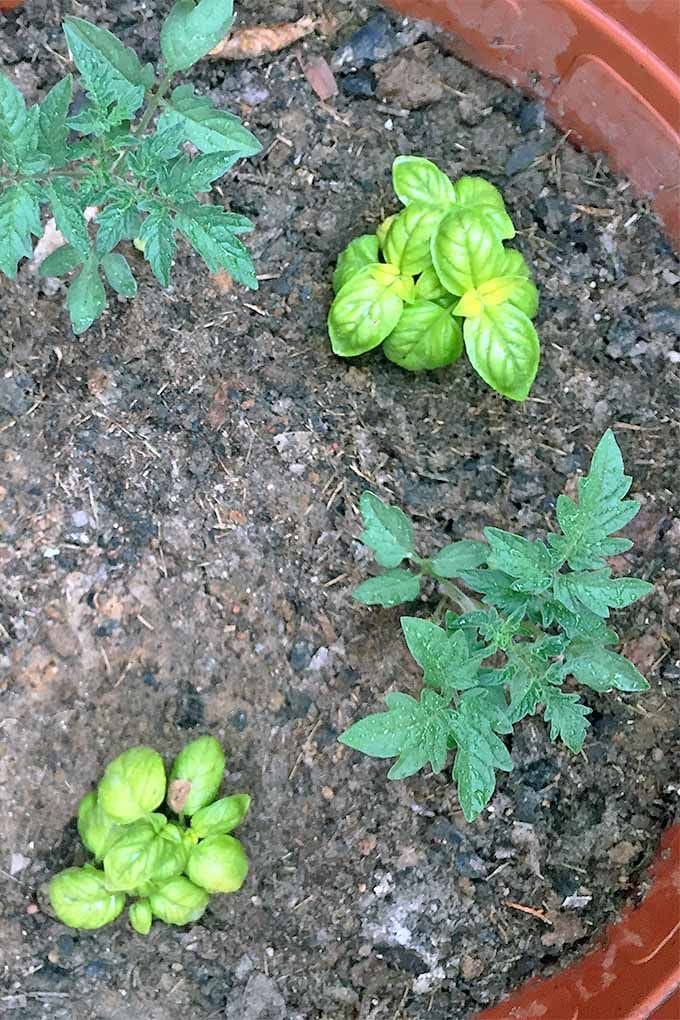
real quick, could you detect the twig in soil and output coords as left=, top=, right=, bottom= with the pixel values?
left=322, top=574, right=348, bottom=588
left=288, top=718, right=322, bottom=780
left=393, top=984, right=410, bottom=1019
left=504, top=900, right=553, bottom=925
left=484, top=862, right=510, bottom=882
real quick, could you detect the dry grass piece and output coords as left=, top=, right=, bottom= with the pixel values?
left=209, top=15, right=316, bottom=60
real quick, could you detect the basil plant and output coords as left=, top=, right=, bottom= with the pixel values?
left=328, top=156, right=540, bottom=401
left=49, top=737, right=251, bottom=935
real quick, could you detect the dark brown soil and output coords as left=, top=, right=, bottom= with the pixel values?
left=1, top=2, right=679, bottom=1018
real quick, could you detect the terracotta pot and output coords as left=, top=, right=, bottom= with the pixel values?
left=0, top=0, right=23, bottom=11
left=474, top=825, right=680, bottom=1020
left=383, top=0, right=680, bottom=248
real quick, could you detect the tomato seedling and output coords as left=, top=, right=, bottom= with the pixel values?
left=0, top=0, right=260, bottom=334
left=329, top=156, right=540, bottom=401
left=49, top=737, right=251, bottom=933
left=339, top=431, right=654, bottom=820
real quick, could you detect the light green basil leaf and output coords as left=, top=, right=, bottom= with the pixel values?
left=332, top=234, right=379, bottom=294
left=501, top=248, right=531, bottom=277
left=383, top=299, right=463, bottom=372
left=414, top=266, right=455, bottom=307
left=168, top=735, right=225, bottom=816
left=463, top=303, right=540, bottom=401
left=431, top=210, right=506, bottom=296
left=453, top=275, right=539, bottom=320
left=149, top=876, right=209, bottom=926
left=328, top=264, right=414, bottom=357
left=376, top=213, right=397, bottom=252
left=383, top=202, right=446, bottom=276
left=129, top=899, right=153, bottom=935
left=49, top=865, right=125, bottom=931
left=77, top=792, right=125, bottom=861
left=190, top=794, right=251, bottom=838
left=451, top=176, right=515, bottom=240
left=392, top=155, right=455, bottom=207
left=187, top=834, right=248, bottom=893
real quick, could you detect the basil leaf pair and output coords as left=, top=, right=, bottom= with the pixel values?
left=393, top=157, right=515, bottom=242
left=328, top=264, right=415, bottom=357
left=431, top=211, right=539, bottom=401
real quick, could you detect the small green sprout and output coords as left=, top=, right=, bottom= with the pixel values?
left=0, top=0, right=261, bottom=334
left=49, top=736, right=251, bottom=934
left=339, top=431, right=654, bottom=821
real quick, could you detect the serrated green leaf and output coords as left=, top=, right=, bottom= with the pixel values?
left=431, top=210, right=506, bottom=296
left=339, top=689, right=453, bottom=779
left=66, top=102, right=112, bottom=137
left=47, top=177, right=90, bottom=260
left=0, top=73, right=43, bottom=172
left=547, top=430, right=641, bottom=571
left=38, top=243, right=83, bottom=277
left=0, top=184, right=42, bottom=279
left=138, top=207, right=176, bottom=287
left=159, top=85, right=261, bottom=159
left=37, top=76, right=72, bottom=167
left=458, top=568, right=535, bottom=615
left=95, top=190, right=142, bottom=254
left=401, top=618, right=484, bottom=694
left=484, top=528, right=554, bottom=593
left=125, top=125, right=186, bottom=184
left=329, top=264, right=414, bottom=358
left=353, top=570, right=421, bottom=608
left=333, top=235, right=379, bottom=294
left=450, top=176, right=515, bottom=241
left=542, top=685, right=590, bottom=753
left=383, top=203, right=446, bottom=276
left=161, top=152, right=241, bottom=199
left=383, top=299, right=463, bottom=372
left=564, top=643, right=650, bottom=693
left=507, top=674, right=543, bottom=724
left=101, top=253, right=137, bottom=297
left=161, top=0, right=234, bottom=72
left=67, top=258, right=107, bottom=334
left=553, top=569, right=653, bottom=618
left=450, top=689, right=513, bottom=821
left=463, top=303, right=540, bottom=401
left=431, top=540, right=488, bottom=578
left=392, top=155, right=455, bottom=207
left=358, top=492, right=414, bottom=568
left=175, top=202, right=257, bottom=289
left=63, top=17, right=151, bottom=124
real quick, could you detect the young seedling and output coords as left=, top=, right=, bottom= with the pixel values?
left=49, top=737, right=251, bottom=933
left=339, top=431, right=654, bottom=821
left=0, top=0, right=261, bottom=334
left=328, top=156, right=540, bottom=400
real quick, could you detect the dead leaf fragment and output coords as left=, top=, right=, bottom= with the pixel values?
left=209, top=16, right=316, bottom=60
left=167, top=779, right=192, bottom=814
left=304, top=56, right=338, bottom=101
left=211, top=268, right=234, bottom=294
